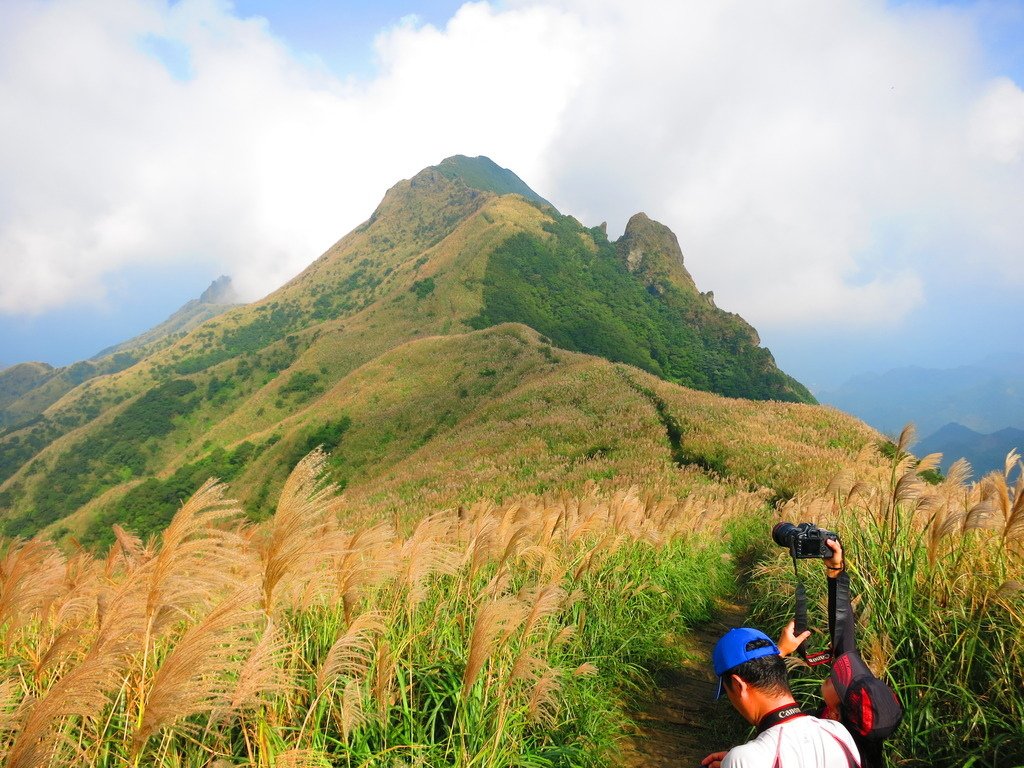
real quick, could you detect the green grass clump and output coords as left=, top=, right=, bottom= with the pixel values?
left=79, top=439, right=265, bottom=549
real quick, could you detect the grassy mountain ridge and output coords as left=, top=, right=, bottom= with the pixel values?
left=46, top=324, right=875, bottom=548
left=334, top=331, right=864, bottom=521
left=2, top=155, right=826, bottom=541
left=0, top=361, right=54, bottom=413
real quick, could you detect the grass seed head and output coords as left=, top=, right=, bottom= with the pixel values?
left=132, top=587, right=260, bottom=755
left=317, top=610, right=386, bottom=693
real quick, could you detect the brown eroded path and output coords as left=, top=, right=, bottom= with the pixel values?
left=619, top=600, right=751, bottom=768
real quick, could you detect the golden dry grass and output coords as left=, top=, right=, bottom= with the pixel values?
left=0, top=451, right=760, bottom=766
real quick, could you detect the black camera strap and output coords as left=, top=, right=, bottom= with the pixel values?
left=791, top=551, right=832, bottom=667
left=755, top=703, right=806, bottom=735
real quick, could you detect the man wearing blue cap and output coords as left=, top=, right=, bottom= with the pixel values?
left=700, top=627, right=861, bottom=768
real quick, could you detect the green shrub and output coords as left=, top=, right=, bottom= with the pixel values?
left=410, top=277, right=436, bottom=299
left=81, top=440, right=261, bottom=548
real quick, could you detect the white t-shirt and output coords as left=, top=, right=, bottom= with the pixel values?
left=722, top=715, right=861, bottom=768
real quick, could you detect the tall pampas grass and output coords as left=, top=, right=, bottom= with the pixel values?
left=316, top=611, right=385, bottom=693
left=258, top=450, right=345, bottom=614
left=398, top=512, right=462, bottom=612
left=132, top=588, right=259, bottom=754
left=331, top=522, right=396, bottom=622
left=462, top=596, right=528, bottom=695
left=0, top=678, right=20, bottom=735
left=0, top=538, right=65, bottom=644
left=5, top=594, right=138, bottom=768
left=336, top=677, right=366, bottom=743
left=139, top=479, right=246, bottom=640
left=215, top=618, right=291, bottom=724
left=0, top=449, right=754, bottom=766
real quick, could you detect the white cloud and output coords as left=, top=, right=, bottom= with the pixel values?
left=0, top=0, right=1021, bottom=334
left=0, top=0, right=586, bottom=313
left=970, top=76, right=1024, bottom=162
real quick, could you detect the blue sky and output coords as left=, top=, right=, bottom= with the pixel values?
left=1, top=0, right=1022, bottom=391
left=232, top=0, right=468, bottom=77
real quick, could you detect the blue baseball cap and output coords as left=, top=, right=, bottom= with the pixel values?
left=713, top=627, right=780, bottom=699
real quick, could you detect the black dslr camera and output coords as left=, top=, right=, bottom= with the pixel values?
left=772, top=521, right=839, bottom=559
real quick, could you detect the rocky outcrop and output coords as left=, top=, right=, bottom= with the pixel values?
left=198, top=275, right=239, bottom=304
left=616, top=213, right=698, bottom=296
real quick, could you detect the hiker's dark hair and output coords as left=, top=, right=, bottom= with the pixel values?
left=722, top=639, right=791, bottom=697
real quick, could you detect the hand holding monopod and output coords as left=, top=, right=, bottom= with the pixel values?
left=771, top=521, right=840, bottom=666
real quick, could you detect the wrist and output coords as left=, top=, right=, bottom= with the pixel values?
left=825, top=562, right=844, bottom=578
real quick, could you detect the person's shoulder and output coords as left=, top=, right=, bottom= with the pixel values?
left=720, top=742, right=757, bottom=768
left=720, top=732, right=778, bottom=767
left=798, top=715, right=860, bottom=755
left=805, top=714, right=857, bottom=741
left=721, top=717, right=859, bottom=767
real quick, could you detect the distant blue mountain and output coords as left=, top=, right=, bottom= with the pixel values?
left=817, top=354, right=1024, bottom=437
left=916, top=422, right=1023, bottom=479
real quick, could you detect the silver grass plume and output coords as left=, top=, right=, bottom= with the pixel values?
left=258, top=449, right=345, bottom=614
left=132, top=588, right=259, bottom=755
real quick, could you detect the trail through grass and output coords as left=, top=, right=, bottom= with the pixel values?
left=619, top=598, right=750, bottom=767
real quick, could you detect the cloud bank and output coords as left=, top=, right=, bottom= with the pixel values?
left=1, top=0, right=1021, bottom=336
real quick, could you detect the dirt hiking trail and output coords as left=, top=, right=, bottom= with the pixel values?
left=619, top=599, right=750, bottom=768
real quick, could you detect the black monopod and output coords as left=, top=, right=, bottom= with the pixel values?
left=782, top=530, right=833, bottom=667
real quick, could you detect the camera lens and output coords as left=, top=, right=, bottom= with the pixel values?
left=772, top=522, right=798, bottom=548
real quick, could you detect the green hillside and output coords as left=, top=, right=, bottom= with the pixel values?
left=1, top=156, right=828, bottom=542
left=0, top=361, right=54, bottom=416
left=469, top=214, right=811, bottom=402
left=0, top=278, right=238, bottom=430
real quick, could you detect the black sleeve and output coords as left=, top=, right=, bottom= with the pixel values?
left=828, top=569, right=856, bottom=656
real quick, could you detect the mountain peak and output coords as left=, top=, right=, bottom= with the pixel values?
left=0, top=156, right=825, bottom=540
left=90, top=277, right=241, bottom=361
left=432, top=155, right=550, bottom=207
left=617, top=212, right=698, bottom=295
left=198, top=275, right=238, bottom=305
left=360, top=155, right=549, bottom=239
